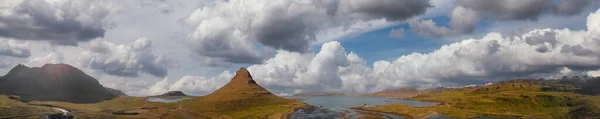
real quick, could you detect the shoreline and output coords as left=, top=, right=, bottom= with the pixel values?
left=282, top=102, right=313, bottom=119
left=351, top=107, right=416, bottom=119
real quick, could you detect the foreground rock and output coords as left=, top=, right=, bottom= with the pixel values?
left=0, top=64, right=116, bottom=103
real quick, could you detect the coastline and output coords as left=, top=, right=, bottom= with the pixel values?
left=282, top=102, right=312, bottom=119
left=351, top=107, right=416, bottom=119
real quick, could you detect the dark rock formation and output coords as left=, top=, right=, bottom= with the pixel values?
left=158, top=91, right=188, bottom=96
left=106, top=87, right=126, bottom=96
left=0, top=64, right=116, bottom=103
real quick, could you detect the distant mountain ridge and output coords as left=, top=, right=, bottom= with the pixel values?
left=364, top=87, right=450, bottom=99
left=158, top=91, right=188, bottom=96
left=293, top=92, right=346, bottom=96
left=105, top=87, right=126, bottom=96
left=0, top=64, right=116, bottom=103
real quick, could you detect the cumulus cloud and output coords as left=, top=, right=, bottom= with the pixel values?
left=409, top=20, right=452, bottom=38
left=0, top=38, right=30, bottom=58
left=184, top=0, right=431, bottom=64
left=588, top=69, right=600, bottom=77
left=201, top=9, right=600, bottom=94
left=169, top=71, right=232, bottom=95
left=0, top=0, right=120, bottom=45
left=0, top=38, right=30, bottom=68
left=100, top=77, right=169, bottom=96
left=337, top=0, right=432, bottom=21
left=247, top=41, right=363, bottom=93
left=100, top=71, right=233, bottom=96
left=26, top=51, right=64, bottom=67
left=411, top=0, right=597, bottom=38
left=102, top=9, right=600, bottom=95
left=409, top=6, right=478, bottom=38
left=81, top=38, right=169, bottom=77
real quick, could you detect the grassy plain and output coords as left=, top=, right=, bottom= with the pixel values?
left=361, top=80, right=600, bottom=119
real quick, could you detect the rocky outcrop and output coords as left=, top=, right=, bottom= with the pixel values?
left=106, top=87, right=126, bottom=96
left=158, top=91, right=188, bottom=96
left=208, top=67, right=272, bottom=95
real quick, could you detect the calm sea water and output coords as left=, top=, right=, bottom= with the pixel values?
left=286, top=96, right=438, bottom=119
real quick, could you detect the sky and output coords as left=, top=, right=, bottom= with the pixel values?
left=1, top=0, right=600, bottom=96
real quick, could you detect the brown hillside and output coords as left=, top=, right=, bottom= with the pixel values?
left=182, top=67, right=305, bottom=118
left=208, top=67, right=272, bottom=95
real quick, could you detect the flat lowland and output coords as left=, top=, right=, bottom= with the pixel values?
left=359, top=78, right=600, bottom=119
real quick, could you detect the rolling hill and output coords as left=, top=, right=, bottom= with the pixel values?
left=360, top=77, right=600, bottom=119
left=0, top=64, right=116, bottom=103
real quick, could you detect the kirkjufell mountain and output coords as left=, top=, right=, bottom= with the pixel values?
left=0, top=64, right=116, bottom=103
left=182, top=67, right=306, bottom=118
left=208, top=67, right=273, bottom=95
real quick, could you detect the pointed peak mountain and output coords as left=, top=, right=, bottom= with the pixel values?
left=5, top=64, right=29, bottom=76
left=207, top=67, right=271, bottom=96
left=186, top=68, right=304, bottom=117
left=230, top=67, right=257, bottom=85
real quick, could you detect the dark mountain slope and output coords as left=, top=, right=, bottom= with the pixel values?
left=158, top=91, right=188, bottom=96
left=0, top=64, right=116, bottom=103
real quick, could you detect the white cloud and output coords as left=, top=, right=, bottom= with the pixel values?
left=409, top=19, right=452, bottom=38
left=588, top=69, right=600, bottom=77
left=198, top=8, right=600, bottom=94
left=26, top=51, right=64, bottom=67
left=0, top=38, right=30, bottom=58
left=0, top=38, right=30, bottom=68
left=169, top=71, right=233, bottom=95
left=411, top=0, right=599, bottom=38
left=184, top=0, right=431, bottom=64
left=100, top=71, right=233, bottom=96
left=80, top=38, right=170, bottom=77
left=246, top=41, right=371, bottom=93
left=0, top=0, right=121, bottom=45
left=97, top=6, right=600, bottom=95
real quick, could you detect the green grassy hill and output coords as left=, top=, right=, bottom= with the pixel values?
left=361, top=78, right=600, bottom=119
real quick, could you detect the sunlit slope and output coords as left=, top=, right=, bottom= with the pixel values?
left=0, top=95, right=57, bottom=119
left=181, top=68, right=306, bottom=119
left=362, top=79, right=600, bottom=119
